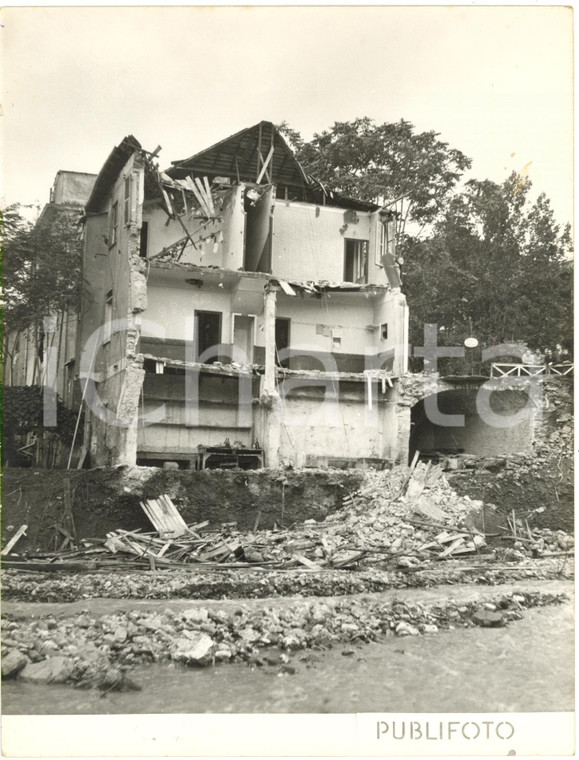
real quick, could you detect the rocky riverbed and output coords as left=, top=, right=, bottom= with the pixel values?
left=1, top=584, right=567, bottom=693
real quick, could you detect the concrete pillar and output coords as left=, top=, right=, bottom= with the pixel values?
left=263, top=286, right=277, bottom=395
left=394, top=403, right=412, bottom=465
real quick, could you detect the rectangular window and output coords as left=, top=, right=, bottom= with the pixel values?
left=124, top=176, right=132, bottom=226
left=381, top=323, right=389, bottom=340
left=139, top=221, right=149, bottom=258
left=109, top=202, right=118, bottom=248
left=195, top=311, right=222, bottom=363
left=344, top=239, right=369, bottom=284
left=103, top=290, right=113, bottom=344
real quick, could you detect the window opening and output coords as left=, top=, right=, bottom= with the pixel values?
left=344, top=239, right=368, bottom=283
left=195, top=311, right=222, bottom=363
left=139, top=221, right=149, bottom=258
left=109, top=202, right=118, bottom=248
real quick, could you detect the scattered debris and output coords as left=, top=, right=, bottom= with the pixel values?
left=1, top=525, right=28, bottom=557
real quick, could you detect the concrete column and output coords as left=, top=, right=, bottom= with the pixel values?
left=263, top=286, right=277, bottom=395
left=394, top=404, right=412, bottom=465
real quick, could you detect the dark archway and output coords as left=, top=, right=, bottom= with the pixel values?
left=409, top=388, right=533, bottom=462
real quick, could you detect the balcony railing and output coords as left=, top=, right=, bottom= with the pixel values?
left=491, top=363, right=574, bottom=378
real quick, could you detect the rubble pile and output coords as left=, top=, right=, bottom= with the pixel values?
left=1, top=589, right=567, bottom=689
left=0, top=465, right=486, bottom=572
left=3, top=460, right=573, bottom=579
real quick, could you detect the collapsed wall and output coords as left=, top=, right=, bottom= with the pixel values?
left=1, top=467, right=367, bottom=553
left=450, top=378, right=573, bottom=531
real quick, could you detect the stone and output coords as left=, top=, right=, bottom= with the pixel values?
left=421, top=624, right=439, bottom=634
left=395, top=621, right=420, bottom=637
left=163, top=462, right=179, bottom=470
left=244, top=549, right=265, bottom=563
left=20, top=656, right=74, bottom=684
left=139, top=614, right=166, bottom=632
left=2, top=650, right=30, bottom=679
left=114, top=626, right=128, bottom=643
left=214, top=646, right=233, bottom=661
left=397, top=556, right=420, bottom=568
left=181, top=608, right=209, bottom=624
left=238, top=627, right=260, bottom=643
left=472, top=610, right=504, bottom=628
left=171, top=633, right=214, bottom=666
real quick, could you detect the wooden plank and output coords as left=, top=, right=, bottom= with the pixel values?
left=149, top=497, right=177, bottom=535
left=157, top=542, right=173, bottom=558
left=1, top=525, right=28, bottom=556
left=187, top=519, right=209, bottom=532
left=438, top=538, right=465, bottom=558
left=202, top=176, right=216, bottom=215
left=143, top=499, right=171, bottom=536
left=155, top=496, right=176, bottom=534
left=399, top=450, right=420, bottom=496
left=294, top=554, right=323, bottom=571
left=194, top=177, right=213, bottom=216
left=158, top=494, right=189, bottom=535
left=189, top=180, right=212, bottom=217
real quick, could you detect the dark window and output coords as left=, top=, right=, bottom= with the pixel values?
left=109, top=202, right=118, bottom=248
left=275, top=317, right=291, bottom=367
left=195, top=311, right=222, bottom=363
left=124, top=176, right=132, bottom=226
left=381, top=323, right=388, bottom=340
left=344, top=239, right=368, bottom=283
left=103, top=290, right=113, bottom=344
left=139, top=221, right=149, bottom=258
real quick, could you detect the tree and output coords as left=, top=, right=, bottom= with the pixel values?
left=2, top=204, right=83, bottom=333
left=278, top=118, right=472, bottom=240
left=2, top=202, right=84, bottom=384
left=404, top=173, right=573, bottom=371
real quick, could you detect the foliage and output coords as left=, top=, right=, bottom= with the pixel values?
left=278, top=120, right=572, bottom=368
left=278, top=118, right=472, bottom=237
left=403, top=174, right=573, bottom=371
left=2, top=203, right=83, bottom=334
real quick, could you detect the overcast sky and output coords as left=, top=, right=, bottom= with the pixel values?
left=1, top=6, right=574, bottom=229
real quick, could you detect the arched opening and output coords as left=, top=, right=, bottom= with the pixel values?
left=409, top=388, right=533, bottom=463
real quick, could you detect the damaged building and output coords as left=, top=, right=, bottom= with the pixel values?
left=76, top=122, right=410, bottom=469
left=6, top=122, right=545, bottom=471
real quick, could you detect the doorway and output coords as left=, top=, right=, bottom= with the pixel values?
left=275, top=317, right=291, bottom=367
left=195, top=311, right=221, bottom=363
left=233, top=315, right=255, bottom=364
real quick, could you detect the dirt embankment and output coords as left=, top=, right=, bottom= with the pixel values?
left=450, top=379, right=573, bottom=533
left=2, top=467, right=366, bottom=553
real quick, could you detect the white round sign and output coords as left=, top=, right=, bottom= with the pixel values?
left=464, top=337, right=479, bottom=348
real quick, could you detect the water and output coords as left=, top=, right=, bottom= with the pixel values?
left=3, top=602, right=573, bottom=714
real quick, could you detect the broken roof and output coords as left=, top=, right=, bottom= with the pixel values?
left=167, top=121, right=308, bottom=188
left=167, top=121, right=378, bottom=212
left=85, top=135, right=142, bottom=214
